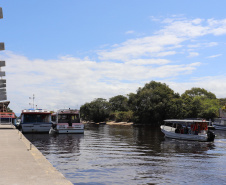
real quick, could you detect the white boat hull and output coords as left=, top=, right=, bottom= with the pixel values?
left=57, top=129, right=84, bottom=134
left=213, top=118, right=226, bottom=130
left=21, top=123, right=52, bottom=133
left=161, top=125, right=209, bottom=142
left=213, top=124, right=226, bottom=130
left=49, top=123, right=84, bottom=134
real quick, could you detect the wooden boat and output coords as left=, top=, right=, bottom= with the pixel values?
left=161, top=119, right=215, bottom=142
left=49, top=109, right=84, bottom=134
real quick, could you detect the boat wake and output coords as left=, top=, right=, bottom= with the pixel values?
left=214, top=139, right=226, bottom=144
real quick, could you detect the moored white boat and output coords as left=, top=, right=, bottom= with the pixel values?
left=49, top=109, right=84, bottom=134
left=20, top=109, right=52, bottom=133
left=213, top=117, right=226, bottom=130
left=161, top=119, right=215, bottom=142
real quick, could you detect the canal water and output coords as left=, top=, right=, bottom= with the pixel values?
left=25, top=124, right=226, bottom=185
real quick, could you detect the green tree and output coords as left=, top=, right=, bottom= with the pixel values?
left=183, top=87, right=216, bottom=99
left=200, top=98, right=220, bottom=119
left=129, top=81, right=181, bottom=125
left=109, top=95, right=129, bottom=112
left=181, top=88, right=219, bottom=120
left=7, top=107, right=13, bottom=112
left=80, top=102, right=92, bottom=121
left=219, top=98, right=226, bottom=110
left=109, top=110, right=133, bottom=122
left=80, top=98, right=110, bottom=123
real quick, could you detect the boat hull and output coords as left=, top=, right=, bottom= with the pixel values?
left=57, top=129, right=84, bottom=134
left=21, top=123, right=52, bottom=133
left=50, top=123, right=84, bottom=134
left=213, top=124, right=226, bottom=130
left=213, top=118, right=226, bottom=130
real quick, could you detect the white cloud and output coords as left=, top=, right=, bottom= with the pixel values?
left=98, top=17, right=226, bottom=62
left=2, top=16, right=226, bottom=113
left=98, top=34, right=183, bottom=61
left=188, top=42, right=218, bottom=48
left=126, top=59, right=170, bottom=65
left=168, top=76, right=226, bottom=98
left=207, top=19, right=226, bottom=35
left=187, top=52, right=199, bottom=58
left=125, top=30, right=135, bottom=34
left=207, top=54, right=222, bottom=58
left=1, top=50, right=201, bottom=113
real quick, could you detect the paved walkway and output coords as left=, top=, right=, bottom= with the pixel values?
left=0, top=125, right=73, bottom=185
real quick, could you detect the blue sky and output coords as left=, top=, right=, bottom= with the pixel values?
left=1, top=1, right=226, bottom=113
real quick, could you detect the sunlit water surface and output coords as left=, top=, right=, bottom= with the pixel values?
left=25, top=124, right=226, bottom=185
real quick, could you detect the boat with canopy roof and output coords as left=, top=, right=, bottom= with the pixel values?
left=161, top=119, right=215, bottom=142
left=20, top=109, right=52, bottom=133
left=49, top=109, right=84, bottom=134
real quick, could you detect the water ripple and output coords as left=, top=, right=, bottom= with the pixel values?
left=25, top=125, right=226, bottom=185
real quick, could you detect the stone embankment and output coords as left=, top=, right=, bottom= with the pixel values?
left=0, top=125, right=73, bottom=185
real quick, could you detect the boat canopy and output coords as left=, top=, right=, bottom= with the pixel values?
left=164, top=119, right=209, bottom=123
left=57, top=109, right=79, bottom=114
left=22, top=109, right=51, bottom=114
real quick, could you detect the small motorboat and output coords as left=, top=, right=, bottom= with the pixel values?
left=161, top=119, right=215, bottom=142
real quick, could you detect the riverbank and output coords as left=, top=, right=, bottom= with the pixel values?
left=83, top=121, right=133, bottom=125
left=106, top=121, right=133, bottom=125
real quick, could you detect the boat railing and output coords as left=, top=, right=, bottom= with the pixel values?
left=57, top=109, right=79, bottom=114
left=58, top=118, right=80, bottom=123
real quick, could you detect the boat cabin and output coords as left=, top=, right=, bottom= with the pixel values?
left=21, top=109, right=51, bottom=123
left=52, top=109, right=80, bottom=125
left=50, top=109, right=84, bottom=134
left=20, top=109, right=52, bottom=133
left=163, top=119, right=209, bottom=135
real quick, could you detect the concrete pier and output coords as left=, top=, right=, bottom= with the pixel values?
left=0, top=125, right=73, bottom=185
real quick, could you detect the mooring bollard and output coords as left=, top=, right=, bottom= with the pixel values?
left=30, top=143, right=32, bottom=150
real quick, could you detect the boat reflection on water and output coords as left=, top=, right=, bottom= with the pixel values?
left=49, top=134, right=84, bottom=154
left=161, top=138, right=215, bottom=155
left=24, top=133, right=84, bottom=155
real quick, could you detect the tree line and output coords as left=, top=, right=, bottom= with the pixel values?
left=80, top=81, right=224, bottom=126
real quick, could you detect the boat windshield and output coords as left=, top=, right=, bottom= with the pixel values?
left=24, top=114, right=50, bottom=123
left=58, top=114, right=80, bottom=123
